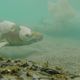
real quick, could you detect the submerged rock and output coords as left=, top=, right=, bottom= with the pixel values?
left=0, top=56, right=78, bottom=80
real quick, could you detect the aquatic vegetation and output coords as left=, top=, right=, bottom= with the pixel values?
left=0, top=57, right=79, bottom=80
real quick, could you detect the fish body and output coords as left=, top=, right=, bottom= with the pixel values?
left=0, top=20, right=43, bottom=47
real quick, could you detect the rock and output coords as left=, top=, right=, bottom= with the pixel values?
left=40, top=67, right=60, bottom=75
left=0, top=57, right=75, bottom=80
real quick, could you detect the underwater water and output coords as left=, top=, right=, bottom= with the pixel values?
left=0, top=0, right=80, bottom=75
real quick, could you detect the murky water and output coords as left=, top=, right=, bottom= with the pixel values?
left=0, top=0, right=80, bottom=74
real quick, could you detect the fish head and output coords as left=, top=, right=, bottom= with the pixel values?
left=22, top=31, right=43, bottom=45
left=19, top=26, right=43, bottom=45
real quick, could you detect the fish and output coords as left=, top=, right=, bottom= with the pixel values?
left=0, top=20, right=43, bottom=48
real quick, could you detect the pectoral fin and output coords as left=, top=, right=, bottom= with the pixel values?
left=0, top=41, right=8, bottom=48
